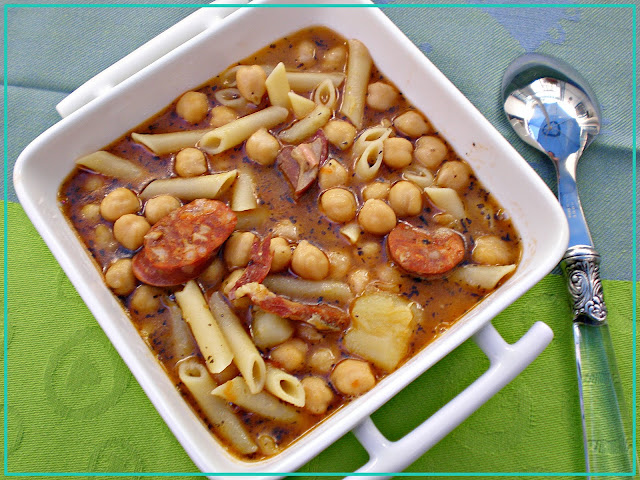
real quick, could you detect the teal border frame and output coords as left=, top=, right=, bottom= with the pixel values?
left=3, top=1, right=637, bottom=477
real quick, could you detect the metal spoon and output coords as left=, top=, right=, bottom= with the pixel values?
left=501, top=53, right=636, bottom=477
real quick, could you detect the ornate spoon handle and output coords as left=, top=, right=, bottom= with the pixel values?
left=561, top=246, right=637, bottom=477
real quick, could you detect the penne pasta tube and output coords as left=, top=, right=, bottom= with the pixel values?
left=286, top=71, right=345, bottom=92
left=178, top=358, right=257, bottom=455
left=339, top=222, right=363, bottom=245
left=340, top=39, right=372, bottom=128
left=353, top=126, right=393, bottom=157
left=313, top=78, right=337, bottom=109
left=139, top=171, right=237, bottom=200
left=450, top=264, right=516, bottom=290
left=199, top=106, right=289, bottom=155
left=265, top=365, right=305, bottom=407
left=424, top=186, right=466, bottom=219
left=402, top=165, right=435, bottom=189
left=263, top=275, right=353, bottom=303
left=76, top=151, right=145, bottom=180
left=231, top=170, right=258, bottom=212
left=208, top=292, right=266, bottom=394
left=131, top=129, right=212, bottom=155
left=175, top=281, right=234, bottom=374
left=214, top=88, right=247, bottom=109
left=265, top=62, right=291, bottom=109
left=236, top=207, right=269, bottom=230
left=288, top=91, right=316, bottom=118
left=279, top=104, right=331, bottom=144
left=212, top=377, right=300, bottom=423
left=354, top=139, right=384, bottom=181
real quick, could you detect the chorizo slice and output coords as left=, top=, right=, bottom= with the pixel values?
left=132, top=199, right=237, bottom=286
left=387, top=223, right=465, bottom=276
left=234, top=282, right=349, bottom=331
left=277, top=131, right=328, bottom=198
left=228, top=235, right=273, bottom=299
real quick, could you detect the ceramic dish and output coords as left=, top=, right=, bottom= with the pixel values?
left=13, top=1, right=568, bottom=477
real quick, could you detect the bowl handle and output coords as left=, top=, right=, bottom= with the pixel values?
left=344, top=320, right=553, bottom=479
left=55, top=1, right=248, bottom=119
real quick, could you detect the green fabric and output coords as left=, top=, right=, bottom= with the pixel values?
left=2, top=201, right=636, bottom=477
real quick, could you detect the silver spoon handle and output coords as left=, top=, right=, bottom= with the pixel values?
left=561, top=247, right=637, bottom=477
left=557, top=154, right=593, bottom=247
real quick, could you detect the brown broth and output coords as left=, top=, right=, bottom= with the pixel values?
left=58, top=26, right=521, bottom=460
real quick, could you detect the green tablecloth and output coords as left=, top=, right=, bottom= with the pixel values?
left=2, top=1, right=637, bottom=478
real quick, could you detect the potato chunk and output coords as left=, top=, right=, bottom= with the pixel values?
left=344, top=292, right=415, bottom=371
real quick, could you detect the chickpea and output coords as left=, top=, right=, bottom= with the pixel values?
left=348, top=268, right=370, bottom=296
left=272, top=219, right=298, bottom=241
left=105, top=258, right=136, bottom=296
left=309, top=347, right=337, bottom=374
left=270, top=338, right=308, bottom=372
left=174, top=148, right=207, bottom=177
left=144, top=195, right=181, bottom=224
left=414, top=135, right=448, bottom=170
left=327, top=250, right=351, bottom=279
left=331, top=359, right=376, bottom=396
left=84, top=175, right=105, bottom=192
left=269, top=237, right=293, bottom=273
left=198, top=257, right=226, bottom=286
left=80, top=204, right=101, bottom=222
left=362, top=182, right=390, bottom=201
left=394, top=111, right=431, bottom=138
left=366, top=82, right=400, bottom=111
left=388, top=181, right=423, bottom=217
left=113, top=214, right=151, bottom=250
left=376, top=264, right=402, bottom=288
left=224, top=231, right=257, bottom=268
left=245, top=128, right=280, bottom=166
left=320, top=188, right=357, bottom=223
left=252, top=310, right=294, bottom=349
left=236, top=65, right=267, bottom=104
left=436, top=160, right=472, bottom=191
left=359, top=241, right=381, bottom=262
left=302, top=376, right=334, bottom=415
left=94, top=224, right=117, bottom=251
left=472, top=235, right=516, bottom=265
left=175, top=91, right=209, bottom=124
left=322, top=45, right=347, bottom=70
left=318, top=159, right=349, bottom=189
left=256, top=434, right=280, bottom=457
left=323, top=120, right=357, bottom=150
left=130, top=285, right=163, bottom=315
left=357, top=199, right=397, bottom=235
left=100, top=188, right=140, bottom=222
left=209, top=105, right=238, bottom=127
left=383, top=137, right=413, bottom=169
left=291, top=241, right=330, bottom=280
left=294, top=39, right=316, bottom=67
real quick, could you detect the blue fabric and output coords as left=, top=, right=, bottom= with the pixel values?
left=4, top=1, right=635, bottom=280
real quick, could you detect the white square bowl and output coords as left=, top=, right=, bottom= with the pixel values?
left=13, top=1, right=568, bottom=477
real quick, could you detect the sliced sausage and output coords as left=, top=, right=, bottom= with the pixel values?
left=234, top=282, right=349, bottom=331
left=277, top=131, right=328, bottom=198
left=132, top=199, right=237, bottom=286
left=387, top=223, right=465, bottom=276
